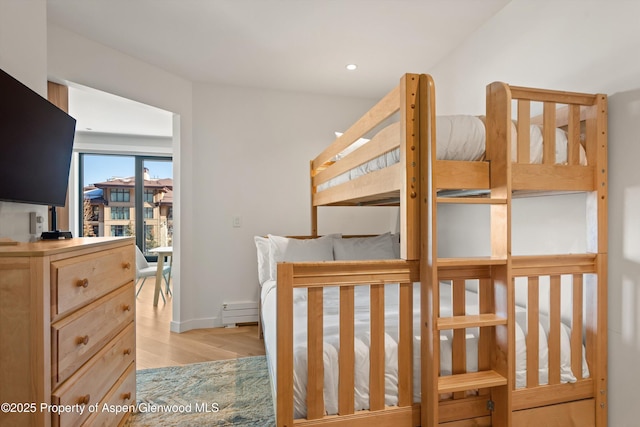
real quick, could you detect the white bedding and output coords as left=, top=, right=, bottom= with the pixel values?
left=261, top=278, right=589, bottom=419
left=318, top=115, right=586, bottom=192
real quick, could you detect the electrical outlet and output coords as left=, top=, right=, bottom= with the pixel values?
left=29, top=212, right=44, bottom=235
left=232, top=216, right=242, bottom=228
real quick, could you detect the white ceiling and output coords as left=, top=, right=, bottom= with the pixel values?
left=47, top=0, right=511, bottom=136
left=68, top=84, right=174, bottom=137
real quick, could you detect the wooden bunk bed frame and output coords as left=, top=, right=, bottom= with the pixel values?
left=275, top=74, right=607, bottom=427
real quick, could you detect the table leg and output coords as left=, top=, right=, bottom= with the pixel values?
left=167, top=255, right=173, bottom=291
left=154, top=255, right=165, bottom=306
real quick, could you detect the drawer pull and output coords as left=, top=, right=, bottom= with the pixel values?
left=77, top=335, right=90, bottom=346
left=76, top=278, right=89, bottom=288
left=78, top=394, right=91, bottom=405
left=123, top=304, right=131, bottom=312
left=123, top=262, right=132, bottom=270
left=123, top=348, right=132, bottom=356
left=122, top=392, right=132, bottom=401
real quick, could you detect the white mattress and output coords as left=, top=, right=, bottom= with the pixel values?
left=261, top=279, right=589, bottom=419
left=318, top=115, right=586, bottom=192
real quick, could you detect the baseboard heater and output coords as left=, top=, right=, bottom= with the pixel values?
left=222, top=301, right=259, bottom=327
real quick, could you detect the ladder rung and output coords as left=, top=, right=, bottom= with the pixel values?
left=437, top=314, right=507, bottom=330
left=438, top=370, right=507, bottom=394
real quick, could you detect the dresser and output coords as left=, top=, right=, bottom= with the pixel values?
left=0, top=237, right=136, bottom=427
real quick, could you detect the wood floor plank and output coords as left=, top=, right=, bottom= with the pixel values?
left=135, top=277, right=265, bottom=370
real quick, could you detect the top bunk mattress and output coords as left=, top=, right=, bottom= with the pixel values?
left=318, top=115, right=586, bottom=192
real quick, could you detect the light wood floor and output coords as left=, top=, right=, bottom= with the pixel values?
left=135, top=277, right=265, bottom=370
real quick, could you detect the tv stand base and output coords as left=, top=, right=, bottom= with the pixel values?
left=41, top=230, right=73, bottom=240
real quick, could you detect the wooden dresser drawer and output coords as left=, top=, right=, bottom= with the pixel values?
left=52, top=284, right=135, bottom=386
left=83, top=363, right=136, bottom=427
left=52, top=324, right=135, bottom=427
left=51, top=245, right=134, bottom=319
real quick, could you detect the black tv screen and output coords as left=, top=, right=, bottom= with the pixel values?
left=0, top=68, right=76, bottom=207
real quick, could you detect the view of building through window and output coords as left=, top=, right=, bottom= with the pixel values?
left=81, top=154, right=173, bottom=254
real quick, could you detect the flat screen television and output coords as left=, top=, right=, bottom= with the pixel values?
left=0, top=67, right=76, bottom=208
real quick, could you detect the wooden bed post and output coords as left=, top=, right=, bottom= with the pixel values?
left=276, top=263, right=294, bottom=427
left=419, top=73, right=439, bottom=427
left=486, top=81, right=514, bottom=427
left=400, top=73, right=421, bottom=260
left=310, top=160, right=318, bottom=237
left=585, top=93, right=608, bottom=427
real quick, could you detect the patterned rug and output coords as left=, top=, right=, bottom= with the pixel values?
left=125, top=356, right=275, bottom=426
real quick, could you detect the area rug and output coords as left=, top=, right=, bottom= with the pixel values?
left=125, top=356, right=275, bottom=426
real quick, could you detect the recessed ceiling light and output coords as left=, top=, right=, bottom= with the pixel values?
left=345, top=64, right=358, bottom=71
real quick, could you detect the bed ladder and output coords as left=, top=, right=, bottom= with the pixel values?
left=420, top=78, right=513, bottom=427
left=422, top=212, right=511, bottom=427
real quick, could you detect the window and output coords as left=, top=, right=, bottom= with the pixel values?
left=111, top=207, right=130, bottom=220
left=80, top=154, right=172, bottom=254
left=90, top=205, right=99, bottom=221
left=111, top=225, right=127, bottom=236
left=110, top=188, right=130, bottom=202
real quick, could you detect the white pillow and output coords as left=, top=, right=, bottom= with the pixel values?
left=391, top=233, right=400, bottom=258
left=333, top=232, right=396, bottom=260
left=537, top=324, right=550, bottom=386
left=254, top=236, right=271, bottom=286
left=559, top=322, right=590, bottom=382
left=268, top=234, right=338, bottom=280
left=515, top=320, right=527, bottom=389
left=560, top=323, right=577, bottom=384
left=515, top=307, right=549, bottom=386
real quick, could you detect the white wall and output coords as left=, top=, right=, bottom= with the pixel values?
left=72, top=132, right=173, bottom=157
left=432, top=1, right=640, bottom=425
left=185, top=83, right=392, bottom=330
left=606, top=90, right=640, bottom=426
left=0, top=0, right=49, bottom=242
left=431, top=1, right=640, bottom=115
left=437, top=193, right=588, bottom=258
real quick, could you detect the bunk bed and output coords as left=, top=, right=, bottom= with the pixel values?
left=261, top=74, right=607, bottom=427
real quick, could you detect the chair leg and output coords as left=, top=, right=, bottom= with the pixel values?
left=136, top=277, right=147, bottom=297
left=136, top=276, right=166, bottom=303
left=163, top=272, right=172, bottom=296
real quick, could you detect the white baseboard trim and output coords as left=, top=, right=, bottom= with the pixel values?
left=170, top=316, right=221, bottom=333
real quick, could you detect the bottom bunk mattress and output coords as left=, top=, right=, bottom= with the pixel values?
left=260, top=279, right=589, bottom=419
